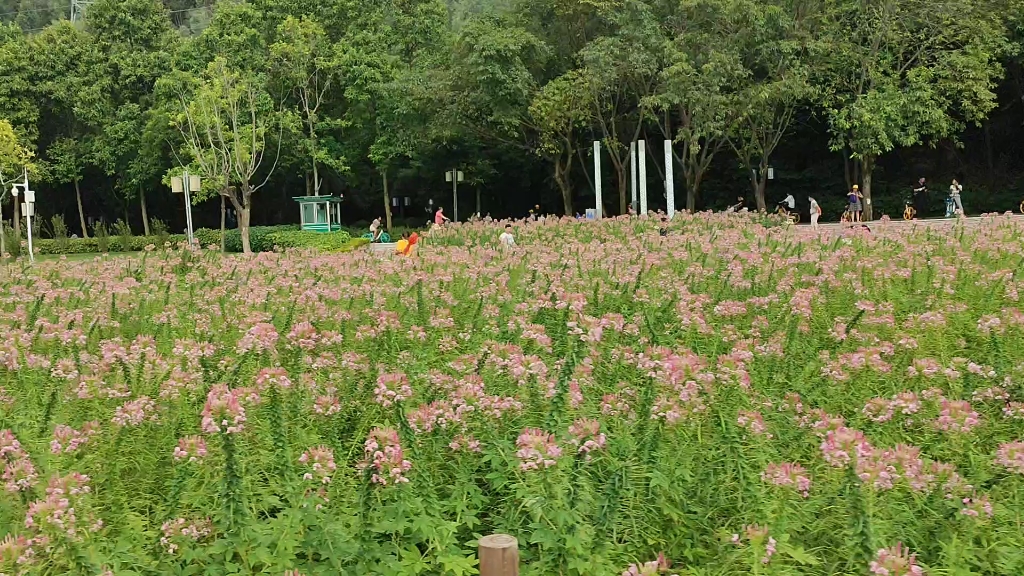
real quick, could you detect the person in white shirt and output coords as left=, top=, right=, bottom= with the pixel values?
left=499, top=224, right=516, bottom=248
left=780, top=194, right=796, bottom=211
left=369, top=217, right=382, bottom=242
left=809, top=197, right=821, bottom=229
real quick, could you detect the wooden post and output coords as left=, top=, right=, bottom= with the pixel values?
left=479, top=534, right=519, bottom=576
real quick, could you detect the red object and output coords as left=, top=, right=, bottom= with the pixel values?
left=404, top=232, right=419, bottom=255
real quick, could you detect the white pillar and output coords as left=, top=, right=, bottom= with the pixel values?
left=593, top=140, right=602, bottom=218
left=630, top=141, right=637, bottom=212
left=638, top=140, right=648, bottom=215
left=664, top=140, right=675, bottom=218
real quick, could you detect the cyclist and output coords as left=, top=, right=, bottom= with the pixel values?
left=777, top=194, right=796, bottom=220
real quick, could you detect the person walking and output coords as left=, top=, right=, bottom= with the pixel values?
left=809, top=197, right=821, bottom=230
left=848, top=185, right=863, bottom=223
left=949, top=178, right=964, bottom=216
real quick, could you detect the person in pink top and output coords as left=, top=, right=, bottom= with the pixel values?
left=434, top=207, right=450, bottom=226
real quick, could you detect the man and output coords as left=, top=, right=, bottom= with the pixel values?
left=434, top=207, right=449, bottom=226
left=778, top=193, right=796, bottom=213
left=499, top=224, right=516, bottom=248
left=369, top=217, right=382, bottom=242
left=809, top=197, right=821, bottom=230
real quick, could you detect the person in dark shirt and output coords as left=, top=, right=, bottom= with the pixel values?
left=912, top=178, right=927, bottom=218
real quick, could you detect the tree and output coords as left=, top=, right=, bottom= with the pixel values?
left=529, top=70, right=589, bottom=215
left=815, top=0, right=1008, bottom=220
left=650, top=0, right=746, bottom=212
left=170, top=58, right=281, bottom=254
left=270, top=16, right=345, bottom=197
left=726, top=0, right=812, bottom=211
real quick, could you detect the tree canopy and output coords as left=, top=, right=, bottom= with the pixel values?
left=0, top=0, right=1020, bottom=236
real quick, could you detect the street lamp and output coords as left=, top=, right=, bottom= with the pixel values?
left=10, top=170, right=35, bottom=263
left=170, top=171, right=201, bottom=247
left=445, top=170, right=464, bottom=222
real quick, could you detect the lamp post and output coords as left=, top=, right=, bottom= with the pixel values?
left=171, top=171, right=201, bottom=247
left=445, top=169, right=463, bottom=222
left=10, top=169, right=35, bottom=263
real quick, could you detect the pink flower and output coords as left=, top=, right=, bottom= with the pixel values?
left=236, top=322, right=279, bottom=354
left=254, top=367, right=292, bottom=390
left=374, top=372, right=413, bottom=408
left=761, top=462, right=812, bottom=497
left=358, top=427, right=411, bottom=486
left=200, top=384, right=247, bottom=434
left=111, top=396, right=158, bottom=427
left=159, top=517, right=213, bottom=554
left=567, top=419, right=607, bottom=456
left=995, top=441, right=1024, bottom=475
left=737, top=410, right=771, bottom=437
left=516, top=428, right=562, bottom=471
left=299, top=446, right=337, bottom=484
left=870, top=543, right=925, bottom=575
left=172, top=436, right=208, bottom=463
left=934, top=400, right=980, bottom=433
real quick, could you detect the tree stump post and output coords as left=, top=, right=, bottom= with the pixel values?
left=479, top=534, right=519, bottom=576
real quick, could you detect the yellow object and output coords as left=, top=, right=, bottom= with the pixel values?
left=395, top=239, right=409, bottom=254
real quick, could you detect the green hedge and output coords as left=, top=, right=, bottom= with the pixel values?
left=33, top=234, right=188, bottom=255
left=264, top=230, right=361, bottom=252
left=29, top=227, right=368, bottom=256
left=193, top=225, right=300, bottom=253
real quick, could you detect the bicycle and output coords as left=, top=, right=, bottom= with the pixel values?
left=840, top=208, right=852, bottom=223
left=903, top=201, right=916, bottom=221
left=1018, top=199, right=1024, bottom=214
left=776, top=206, right=800, bottom=224
left=361, top=231, right=392, bottom=243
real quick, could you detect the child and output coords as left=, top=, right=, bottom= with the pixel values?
left=499, top=224, right=516, bottom=248
left=369, top=217, right=382, bottom=242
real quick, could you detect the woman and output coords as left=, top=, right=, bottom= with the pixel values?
left=949, top=179, right=964, bottom=216
left=848, top=185, right=863, bottom=223
left=809, top=197, right=821, bottom=230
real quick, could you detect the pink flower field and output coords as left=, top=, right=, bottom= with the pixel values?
left=1, top=212, right=1024, bottom=575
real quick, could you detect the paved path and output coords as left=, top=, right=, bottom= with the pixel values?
left=811, top=213, right=1024, bottom=231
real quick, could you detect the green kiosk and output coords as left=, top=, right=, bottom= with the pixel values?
left=292, top=195, right=343, bottom=232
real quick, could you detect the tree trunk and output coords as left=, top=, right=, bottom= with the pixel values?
left=0, top=219, right=6, bottom=260
left=555, top=159, right=572, bottom=216
left=238, top=206, right=252, bottom=254
left=861, top=156, right=874, bottom=221
left=616, top=165, right=628, bottom=216
left=383, top=170, right=393, bottom=231
left=755, top=177, right=767, bottom=212
left=220, top=195, right=227, bottom=253
left=74, top=178, right=89, bottom=238
left=140, top=187, right=150, bottom=236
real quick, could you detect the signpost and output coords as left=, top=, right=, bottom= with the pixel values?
left=10, top=169, right=34, bottom=263
left=445, top=170, right=463, bottom=222
left=593, top=141, right=602, bottom=218
left=170, top=171, right=200, bottom=247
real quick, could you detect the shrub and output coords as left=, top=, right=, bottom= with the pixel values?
left=51, top=215, right=69, bottom=253
left=113, top=219, right=132, bottom=252
left=264, top=230, right=356, bottom=252
left=93, top=221, right=110, bottom=252
left=193, top=225, right=300, bottom=253
left=151, top=219, right=170, bottom=248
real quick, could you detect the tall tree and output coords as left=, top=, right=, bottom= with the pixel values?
left=0, top=119, right=33, bottom=257
left=529, top=70, right=589, bottom=214
left=727, top=0, right=812, bottom=211
left=271, top=16, right=345, bottom=197
left=814, top=0, right=1008, bottom=220
left=169, top=58, right=281, bottom=254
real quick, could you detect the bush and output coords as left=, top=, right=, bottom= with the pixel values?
left=193, top=225, right=300, bottom=253
left=93, top=222, right=110, bottom=252
left=151, top=219, right=170, bottom=248
left=265, top=230, right=361, bottom=252
left=51, top=215, right=69, bottom=253
left=113, top=219, right=132, bottom=252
